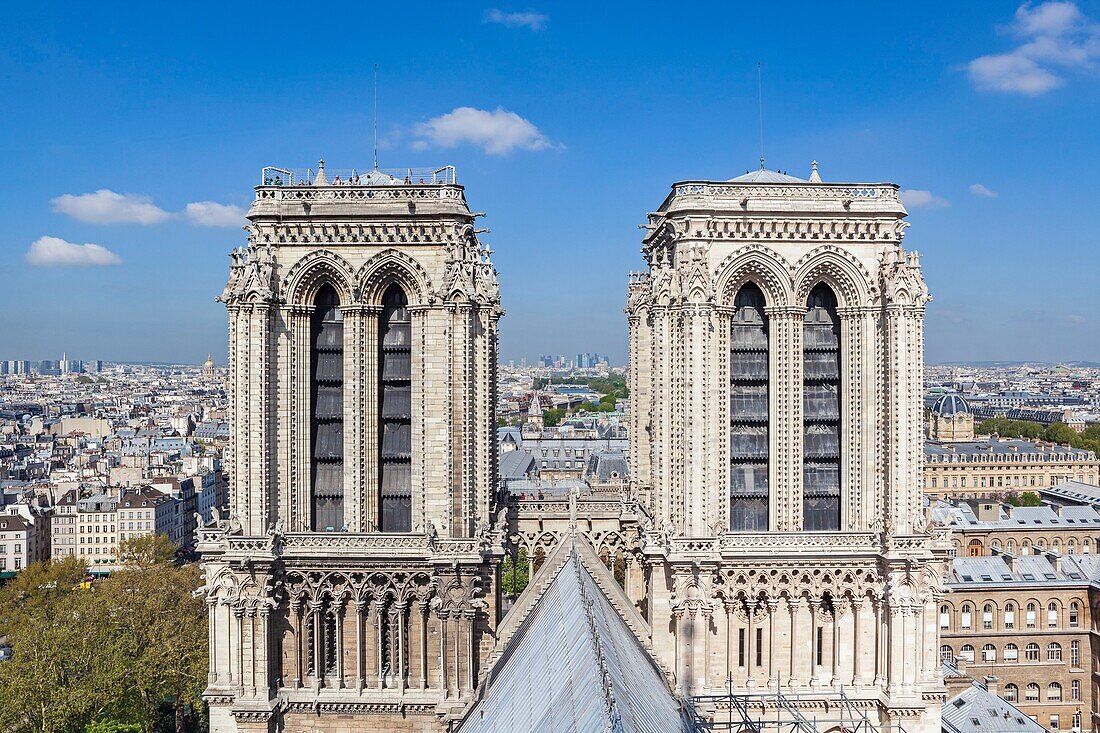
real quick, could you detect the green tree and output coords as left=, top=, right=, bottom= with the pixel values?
left=543, top=408, right=565, bottom=427
left=501, top=550, right=529, bottom=596
left=1005, top=491, right=1042, bottom=507
left=0, top=557, right=125, bottom=733
left=98, top=537, right=207, bottom=733
left=0, top=538, right=208, bottom=733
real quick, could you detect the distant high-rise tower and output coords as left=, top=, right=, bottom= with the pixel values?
left=199, top=161, right=502, bottom=732
left=626, top=165, right=950, bottom=733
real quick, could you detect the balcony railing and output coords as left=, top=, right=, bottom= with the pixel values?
left=261, top=165, right=457, bottom=187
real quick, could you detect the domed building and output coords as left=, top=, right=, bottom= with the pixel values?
left=202, top=353, right=216, bottom=383
left=926, top=392, right=975, bottom=442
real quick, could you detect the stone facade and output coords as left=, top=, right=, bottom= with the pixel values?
left=940, top=551, right=1094, bottom=732
left=199, top=163, right=503, bottom=732
left=924, top=437, right=1098, bottom=498
left=203, top=161, right=953, bottom=733
left=620, top=169, right=952, bottom=732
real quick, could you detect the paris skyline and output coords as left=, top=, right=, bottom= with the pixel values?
left=3, top=1, right=1100, bottom=364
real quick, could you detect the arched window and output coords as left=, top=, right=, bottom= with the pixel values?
left=802, top=283, right=841, bottom=531
left=1004, top=643, right=1019, bottom=661
left=1048, top=642, right=1062, bottom=661
left=1048, top=601, right=1059, bottom=627
left=1026, top=602, right=1037, bottom=628
left=983, top=603, right=994, bottom=629
left=311, top=284, right=344, bottom=531
left=982, top=644, right=996, bottom=662
left=960, top=644, right=974, bottom=662
left=1004, top=683, right=1018, bottom=702
left=379, top=284, right=412, bottom=532
left=939, top=604, right=950, bottom=630
left=1048, top=682, right=1062, bottom=701
left=1005, top=602, right=1016, bottom=629
left=1025, top=683, right=1040, bottom=702
left=940, top=645, right=953, bottom=663
left=1068, top=538, right=1077, bottom=554
left=1070, top=601, right=1080, bottom=627
left=1025, top=642, right=1040, bottom=661
left=961, top=603, right=972, bottom=629
left=729, top=283, right=769, bottom=531
left=968, top=539, right=983, bottom=557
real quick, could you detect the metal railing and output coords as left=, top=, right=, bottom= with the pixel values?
left=260, top=165, right=457, bottom=187
left=689, top=686, right=907, bottom=733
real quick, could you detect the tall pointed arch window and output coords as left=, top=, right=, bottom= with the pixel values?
left=311, top=284, right=344, bottom=531
left=379, top=284, right=412, bottom=532
left=729, top=282, right=769, bottom=531
left=803, top=283, right=841, bottom=531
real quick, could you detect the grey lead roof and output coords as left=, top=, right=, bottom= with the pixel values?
left=942, top=682, right=1046, bottom=733
left=457, top=540, right=690, bottom=733
left=727, top=168, right=807, bottom=183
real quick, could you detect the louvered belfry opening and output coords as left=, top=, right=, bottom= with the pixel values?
left=802, top=283, right=841, bottom=531
left=379, top=284, right=413, bottom=532
left=311, top=284, right=344, bottom=531
left=729, top=282, right=769, bottom=532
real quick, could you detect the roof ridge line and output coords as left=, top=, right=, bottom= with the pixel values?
left=571, top=537, right=624, bottom=732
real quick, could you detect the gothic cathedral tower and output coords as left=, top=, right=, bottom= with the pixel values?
left=627, top=166, right=951, bottom=733
left=199, top=162, right=502, bottom=733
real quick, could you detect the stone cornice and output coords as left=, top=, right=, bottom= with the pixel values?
left=251, top=220, right=475, bottom=247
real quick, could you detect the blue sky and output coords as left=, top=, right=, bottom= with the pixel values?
left=2, top=1, right=1100, bottom=365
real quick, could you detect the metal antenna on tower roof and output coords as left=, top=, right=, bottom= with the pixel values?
left=757, top=61, right=765, bottom=171
left=373, top=64, right=379, bottom=171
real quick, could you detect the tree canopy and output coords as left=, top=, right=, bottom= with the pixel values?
left=977, top=418, right=1100, bottom=456
left=0, top=535, right=207, bottom=733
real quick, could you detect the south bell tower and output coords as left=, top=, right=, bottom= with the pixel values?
left=200, top=162, right=502, bottom=732
left=627, top=165, right=951, bottom=733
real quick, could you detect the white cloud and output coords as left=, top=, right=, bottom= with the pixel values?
left=412, top=106, right=556, bottom=155
left=51, top=189, right=171, bottom=225
left=901, top=189, right=950, bottom=209
left=1066, top=313, right=1087, bottom=324
left=184, top=201, right=246, bottom=228
left=967, top=2, right=1100, bottom=96
left=969, top=183, right=998, bottom=198
left=25, top=236, right=122, bottom=267
left=483, top=8, right=548, bottom=30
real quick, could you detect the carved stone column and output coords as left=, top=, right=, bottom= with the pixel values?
left=334, top=601, right=345, bottom=689
left=873, top=595, right=886, bottom=688
left=396, top=602, right=408, bottom=694
left=354, top=600, right=366, bottom=692
left=746, top=601, right=756, bottom=689
left=418, top=599, right=429, bottom=690
left=765, top=307, right=804, bottom=530
left=207, top=599, right=218, bottom=685
left=852, top=598, right=864, bottom=687
left=438, top=610, right=450, bottom=697
left=310, top=601, right=323, bottom=692
left=808, top=598, right=820, bottom=688
left=374, top=599, right=387, bottom=688
left=831, top=601, right=842, bottom=689
left=787, top=597, right=801, bottom=687
left=767, top=598, right=779, bottom=689
left=234, top=605, right=246, bottom=695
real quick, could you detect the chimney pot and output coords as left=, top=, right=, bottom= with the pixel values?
left=984, top=675, right=999, bottom=697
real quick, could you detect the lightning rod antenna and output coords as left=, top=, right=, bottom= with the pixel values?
left=757, top=61, right=765, bottom=171
left=373, top=64, right=379, bottom=171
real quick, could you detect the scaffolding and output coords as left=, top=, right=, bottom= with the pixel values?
left=687, top=683, right=906, bottom=733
